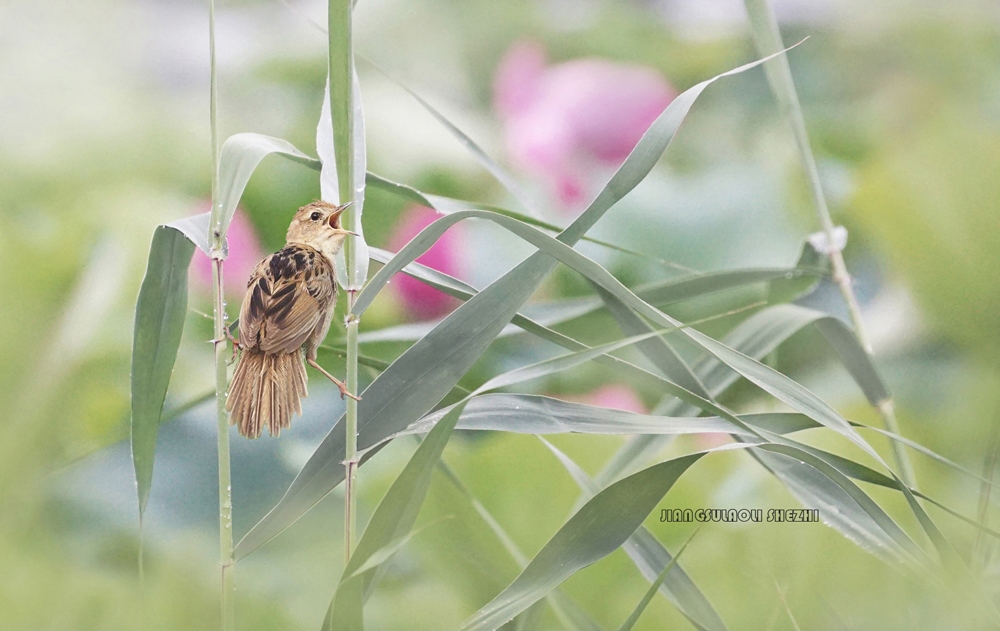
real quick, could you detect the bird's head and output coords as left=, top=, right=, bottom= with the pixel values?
left=285, top=200, right=358, bottom=260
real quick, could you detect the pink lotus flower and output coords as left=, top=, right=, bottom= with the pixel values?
left=494, top=41, right=676, bottom=210
left=192, top=207, right=265, bottom=299
left=389, top=205, right=463, bottom=320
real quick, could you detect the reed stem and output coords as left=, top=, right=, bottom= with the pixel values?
left=744, top=0, right=916, bottom=487
left=208, top=0, right=235, bottom=627
left=328, top=0, right=360, bottom=563
left=344, top=302, right=359, bottom=561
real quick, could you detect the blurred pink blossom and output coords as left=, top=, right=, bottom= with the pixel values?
left=576, top=384, right=727, bottom=448
left=389, top=205, right=463, bottom=320
left=192, top=206, right=264, bottom=297
left=494, top=41, right=676, bottom=210
left=579, top=384, right=647, bottom=414
left=694, top=432, right=730, bottom=450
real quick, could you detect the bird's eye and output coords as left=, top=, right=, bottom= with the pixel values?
left=310, top=211, right=322, bottom=221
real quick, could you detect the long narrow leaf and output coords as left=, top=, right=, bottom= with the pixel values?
left=383, top=241, right=897, bottom=519
left=540, top=439, right=727, bottom=631
left=364, top=249, right=819, bottom=345
left=319, top=61, right=368, bottom=289
left=323, top=402, right=464, bottom=630
left=365, top=172, right=692, bottom=271
left=358, top=208, right=887, bottom=471
left=471, top=326, right=689, bottom=396
left=399, top=394, right=806, bottom=442
left=615, top=531, right=698, bottom=631
left=596, top=284, right=710, bottom=399
left=436, top=462, right=607, bottom=631
left=131, top=226, right=195, bottom=517
left=213, top=133, right=321, bottom=244
left=456, top=447, right=761, bottom=631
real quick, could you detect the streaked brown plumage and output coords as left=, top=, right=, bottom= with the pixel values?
left=226, top=200, right=359, bottom=439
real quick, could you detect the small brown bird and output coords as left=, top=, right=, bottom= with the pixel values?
left=227, top=200, right=360, bottom=439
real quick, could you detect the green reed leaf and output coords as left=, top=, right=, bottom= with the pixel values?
left=596, top=284, right=710, bottom=399
left=396, top=394, right=806, bottom=443
left=131, top=225, right=195, bottom=517
left=318, top=67, right=369, bottom=290
left=455, top=448, right=748, bottom=631
left=540, top=438, right=727, bottom=631
left=614, top=529, right=698, bottom=631
left=358, top=206, right=892, bottom=467
left=213, top=133, right=320, bottom=248
left=365, top=172, right=692, bottom=271
left=437, top=462, right=607, bottom=631
left=323, top=401, right=463, bottom=631
left=363, top=247, right=820, bottom=345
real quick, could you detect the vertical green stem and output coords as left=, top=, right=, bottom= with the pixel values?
left=328, top=0, right=359, bottom=562
left=744, top=0, right=916, bottom=488
left=208, top=0, right=235, bottom=628
left=213, top=260, right=236, bottom=631
left=344, top=301, right=359, bottom=561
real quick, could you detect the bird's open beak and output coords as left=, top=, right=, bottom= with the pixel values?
left=328, top=201, right=355, bottom=229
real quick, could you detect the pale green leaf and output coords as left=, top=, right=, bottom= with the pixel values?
left=213, top=133, right=320, bottom=246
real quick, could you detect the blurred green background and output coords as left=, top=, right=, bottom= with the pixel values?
left=2, top=0, right=1000, bottom=629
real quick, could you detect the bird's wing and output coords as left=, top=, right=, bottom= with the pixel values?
left=238, top=244, right=336, bottom=354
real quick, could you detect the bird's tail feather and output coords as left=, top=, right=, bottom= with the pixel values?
left=226, top=350, right=308, bottom=438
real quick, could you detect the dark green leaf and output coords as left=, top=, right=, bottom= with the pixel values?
left=456, top=452, right=713, bottom=631
left=596, top=284, right=710, bottom=399
left=323, top=401, right=464, bottom=631
left=131, top=226, right=195, bottom=516
left=437, top=462, right=607, bottom=631
left=540, top=438, right=727, bottom=631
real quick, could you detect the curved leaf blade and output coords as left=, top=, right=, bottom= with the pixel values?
left=319, top=66, right=369, bottom=290
left=165, top=212, right=216, bottom=257
left=361, top=209, right=886, bottom=470
left=213, top=133, right=321, bottom=246
left=365, top=172, right=691, bottom=271
left=324, top=402, right=463, bottom=631
left=436, top=462, right=607, bottom=631
left=596, top=284, right=710, bottom=400
left=540, top=439, right=726, bottom=631
left=400, top=394, right=805, bottom=442
left=456, top=451, right=723, bottom=631
left=364, top=246, right=819, bottom=345
left=615, top=530, right=698, bottom=631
